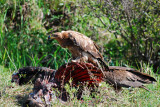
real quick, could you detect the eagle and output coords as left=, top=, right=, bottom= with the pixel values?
left=48, top=30, right=109, bottom=72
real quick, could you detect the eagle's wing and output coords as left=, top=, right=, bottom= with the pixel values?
left=66, top=31, right=103, bottom=59
left=104, top=66, right=156, bottom=88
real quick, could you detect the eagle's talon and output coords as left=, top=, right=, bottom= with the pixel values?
left=71, top=60, right=84, bottom=69
left=71, top=60, right=79, bottom=63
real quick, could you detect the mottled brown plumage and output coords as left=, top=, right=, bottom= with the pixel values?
left=48, top=30, right=109, bottom=71
left=12, top=63, right=156, bottom=105
left=12, top=64, right=156, bottom=92
left=104, top=66, right=157, bottom=92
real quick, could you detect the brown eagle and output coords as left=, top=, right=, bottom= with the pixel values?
left=48, top=30, right=109, bottom=71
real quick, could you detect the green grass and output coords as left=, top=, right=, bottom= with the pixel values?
left=0, top=65, right=160, bottom=107
left=0, top=0, right=159, bottom=106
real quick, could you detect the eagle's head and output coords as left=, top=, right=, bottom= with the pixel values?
left=48, top=32, right=63, bottom=40
left=48, top=31, right=71, bottom=40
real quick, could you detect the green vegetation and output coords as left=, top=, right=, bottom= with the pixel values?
left=0, top=0, right=159, bottom=106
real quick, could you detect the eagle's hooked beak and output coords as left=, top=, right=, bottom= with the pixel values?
left=48, top=33, right=58, bottom=40
left=48, top=35, right=52, bottom=40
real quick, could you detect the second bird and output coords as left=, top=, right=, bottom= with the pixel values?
left=48, top=30, right=109, bottom=72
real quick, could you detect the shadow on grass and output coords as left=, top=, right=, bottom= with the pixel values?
left=15, top=94, right=29, bottom=107
left=15, top=94, right=44, bottom=107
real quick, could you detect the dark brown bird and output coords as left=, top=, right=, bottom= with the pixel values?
left=54, top=63, right=156, bottom=92
left=12, top=64, right=157, bottom=92
left=11, top=67, right=56, bottom=85
left=104, top=66, right=157, bottom=92
left=48, top=30, right=109, bottom=72
left=12, top=63, right=157, bottom=104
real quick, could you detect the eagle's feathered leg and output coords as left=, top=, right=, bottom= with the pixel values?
left=71, top=52, right=107, bottom=77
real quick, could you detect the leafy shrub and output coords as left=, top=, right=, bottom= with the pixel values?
left=0, top=0, right=159, bottom=72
